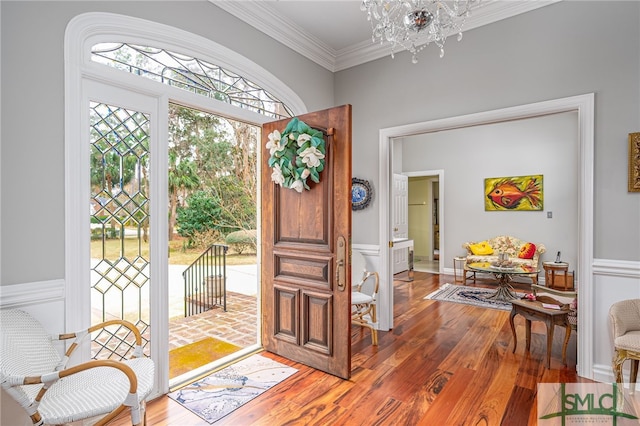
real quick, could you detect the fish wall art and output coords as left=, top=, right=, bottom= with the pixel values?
left=484, top=175, right=543, bottom=211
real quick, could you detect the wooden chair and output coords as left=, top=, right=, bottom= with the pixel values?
left=0, top=309, right=154, bottom=425
left=609, top=299, right=640, bottom=388
left=351, top=250, right=379, bottom=345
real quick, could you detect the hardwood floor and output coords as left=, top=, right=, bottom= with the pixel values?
left=115, top=272, right=592, bottom=425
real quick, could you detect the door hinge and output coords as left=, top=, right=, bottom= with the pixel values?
left=389, top=241, right=394, bottom=248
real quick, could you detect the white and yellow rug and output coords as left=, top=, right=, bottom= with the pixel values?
left=168, top=354, right=297, bottom=423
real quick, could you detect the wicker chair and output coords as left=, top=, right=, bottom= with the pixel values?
left=609, top=299, right=640, bottom=387
left=0, top=309, right=154, bottom=425
left=351, top=250, right=379, bottom=345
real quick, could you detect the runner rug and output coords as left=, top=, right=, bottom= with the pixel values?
left=168, top=354, right=298, bottom=423
left=425, top=283, right=523, bottom=311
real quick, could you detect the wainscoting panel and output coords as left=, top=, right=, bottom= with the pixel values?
left=591, top=259, right=640, bottom=384
left=0, top=279, right=66, bottom=333
left=0, top=279, right=66, bottom=424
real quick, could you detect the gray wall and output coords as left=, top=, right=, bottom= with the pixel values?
left=1, top=1, right=639, bottom=287
left=0, top=1, right=334, bottom=285
left=401, top=111, right=579, bottom=267
left=336, top=1, right=640, bottom=261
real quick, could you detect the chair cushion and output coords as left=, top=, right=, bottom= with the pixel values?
left=38, top=357, right=154, bottom=424
left=352, top=292, right=373, bottom=305
left=615, top=331, right=640, bottom=353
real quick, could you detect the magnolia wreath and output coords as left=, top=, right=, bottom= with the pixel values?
left=266, top=118, right=326, bottom=193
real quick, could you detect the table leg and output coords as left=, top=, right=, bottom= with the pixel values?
left=562, top=325, right=571, bottom=366
left=545, top=318, right=554, bottom=369
left=525, top=319, right=532, bottom=353
left=484, top=273, right=517, bottom=301
left=510, top=307, right=518, bottom=354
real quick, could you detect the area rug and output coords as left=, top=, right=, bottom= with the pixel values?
left=169, top=337, right=241, bottom=378
left=425, top=283, right=523, bottom=311
left=168, top=354, right=298, bottom=423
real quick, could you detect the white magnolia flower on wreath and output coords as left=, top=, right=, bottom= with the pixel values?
left=299, top=146, right=325, bottom=168
left=296, top=133, right=312, bottom=147
left=300, top=168, right=311, bottom=179
left=290, top=180, right=304, bottom=193
left=270, top=163, right=285, bottom=186
left=266, top=130, right=285, bottom=156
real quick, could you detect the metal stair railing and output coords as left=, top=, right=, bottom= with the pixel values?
left=183, top=244, right=228, bottom=317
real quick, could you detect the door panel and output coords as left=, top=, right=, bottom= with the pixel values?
left=393, top=173, right=409, bottom=240
left=393, top=173, right=409, bottom=273
left=262, top=105, right=352, bottom=379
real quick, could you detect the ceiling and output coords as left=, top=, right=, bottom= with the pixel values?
left=212, top=0, right=560, bottom=72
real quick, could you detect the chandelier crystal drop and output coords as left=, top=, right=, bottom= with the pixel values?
left=360, top=0, right=480, bottom=63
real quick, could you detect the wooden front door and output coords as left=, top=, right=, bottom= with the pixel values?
left=261, top=105, right=352, bottom=379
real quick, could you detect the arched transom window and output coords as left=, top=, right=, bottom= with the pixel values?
left=91, top=43, right=293, bottom=120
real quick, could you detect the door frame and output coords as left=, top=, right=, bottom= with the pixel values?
left=377, top=93, right=594, bottom=379
left=66, top=78, right=169, bottom=398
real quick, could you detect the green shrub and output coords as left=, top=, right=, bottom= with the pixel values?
left=225, top=229, right=257, bottom=254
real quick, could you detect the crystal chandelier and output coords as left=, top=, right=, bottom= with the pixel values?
left=360, top=0, right=480, bottom=63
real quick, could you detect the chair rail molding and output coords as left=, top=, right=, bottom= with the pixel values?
left=0, top=279, right=65, bottom=309
left=593, top=259, right=640, bottom=278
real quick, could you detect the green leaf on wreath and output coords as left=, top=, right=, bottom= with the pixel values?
left=283, top=118, right=297, bottom=134
left=311, top=136, right=323, bottom=148
left=310, top=168, right=320, bottom=183
left=315, top=162, right=324, bottom=173
left=297, top=120, right=310, bottom=134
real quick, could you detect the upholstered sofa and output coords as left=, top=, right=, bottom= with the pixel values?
left=462, top=235, right=546, bottom=284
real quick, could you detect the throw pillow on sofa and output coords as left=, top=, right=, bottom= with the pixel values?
left=518, top=242, right=537, bottom=259
left=469, top=241, right=494, bottom=255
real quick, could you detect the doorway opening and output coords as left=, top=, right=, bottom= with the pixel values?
left=378, top=94, right=594, bottom=379
left=89, top=101, right=261, bottom=386
left=408, top=175, right=440, bottom=274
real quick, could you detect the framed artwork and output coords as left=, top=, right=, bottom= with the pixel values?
left=484, top=174, right=543, bottom=211
left=629, top=132, right=640, bottom=192
left=351, top=178, right=372, bottom=211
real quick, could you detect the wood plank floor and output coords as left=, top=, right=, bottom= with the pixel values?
left=115, top=271, right=593, bottom=425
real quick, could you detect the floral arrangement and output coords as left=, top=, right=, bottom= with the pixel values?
left=266, top=118, right=326, bottom=193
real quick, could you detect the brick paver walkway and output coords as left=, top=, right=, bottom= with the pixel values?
left=168, top=291, right=257, bottom=351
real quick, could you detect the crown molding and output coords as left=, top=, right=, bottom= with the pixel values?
left=212, top=1, right=338, bottom=71
left=212, top=0, right=562, bottom=72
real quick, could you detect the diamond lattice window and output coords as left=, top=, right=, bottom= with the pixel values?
left=90, top=101, right=151, bottom=358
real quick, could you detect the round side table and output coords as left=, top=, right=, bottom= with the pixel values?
left=542, top=261, right=572, bottom=290
left=453, top=256, right=467, bottom=283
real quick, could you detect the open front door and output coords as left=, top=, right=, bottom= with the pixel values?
left=261, top=105, right=352, bottom=379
